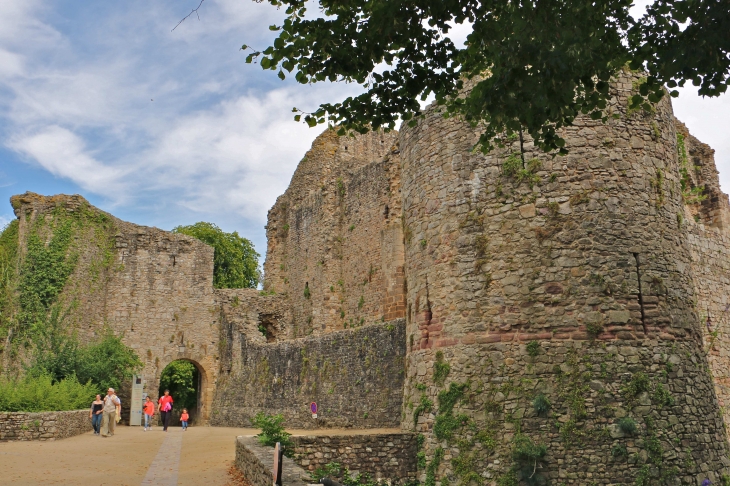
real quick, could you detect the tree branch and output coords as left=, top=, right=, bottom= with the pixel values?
left=172, top=0, right=206, bottom=32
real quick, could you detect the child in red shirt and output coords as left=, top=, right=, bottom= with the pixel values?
left=143, top=396, right=155, bottom=431
left=181, top=409, right=189, bottom=431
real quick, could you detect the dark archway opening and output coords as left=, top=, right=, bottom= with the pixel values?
left=159, top=359, right=201, bottom=426
left=258, top=313, right=279, bottom=342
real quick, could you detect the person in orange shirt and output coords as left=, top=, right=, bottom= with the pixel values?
left=180, top=409, right=189, bottom=431
left=158, top=389, right=174, bottom=432
left=143, top=396, right=155, bottom=431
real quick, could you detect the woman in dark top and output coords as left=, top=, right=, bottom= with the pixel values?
left=90, top=395, right=103, bottom=435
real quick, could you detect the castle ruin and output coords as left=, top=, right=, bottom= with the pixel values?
left=5, top=72, right=730, bottom=484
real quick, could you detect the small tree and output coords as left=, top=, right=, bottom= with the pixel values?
left=172, top=222, right=260, bottom=289
left=252, top=412, right=294, bottom=455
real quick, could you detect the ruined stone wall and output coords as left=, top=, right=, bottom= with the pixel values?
left=398, top=72, right=730, bottom=484
left=263, top=129, right=405, bottom=337
left=676, top=121, right=730, bottom=229
left=292, top=433, right=418, bottom=481
left=688, top=223, right=730, bottom=436
left=0, top=410, right=91, bottom=442
left=9, top=193, right=219, bottom=423
left=211, top=320, right=406, bottom=429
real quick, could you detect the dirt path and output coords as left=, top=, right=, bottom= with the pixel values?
left=0, top=425, right=401, bottom=485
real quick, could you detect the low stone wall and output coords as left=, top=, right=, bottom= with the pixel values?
left=292, top=434, right=418, bottom=481
left=213, top=320, right=406, bottom=428
left=235, top=436, right=308, bottom=486
left=0, top=410, right=91, bottom=442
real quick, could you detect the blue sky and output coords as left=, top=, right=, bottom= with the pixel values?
left=1, top=0, right=729, bottom=264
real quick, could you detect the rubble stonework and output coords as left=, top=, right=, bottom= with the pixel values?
left=399, top=72, right=730, bottom=482
left=263, top=129, right=406, bottom=337
left=9, top=193, right=219, bottom=423
left=0, top=410, right=90, bottom=442
left=211, top=319, right=406, bottom=428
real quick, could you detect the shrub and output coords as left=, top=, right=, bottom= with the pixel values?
left=611, top=443, right=628, bottom=458
left=532, top=394, right=551, bottom=416
left=617, top=417, right=638, bottom=435
left=526, top=340, right=540, bottom=357
left=432, top=351, right=451, bottom=386
left=252, top=412, right=293, bottom=455
left=622, top=372, right=650, bottom=399
left=511, top=433, right=548, bottom=486
left=311, top=462, right=388, bottom=486
left=0, top=374, right=97, bottom=412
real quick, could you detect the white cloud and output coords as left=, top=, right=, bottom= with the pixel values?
left=8, top=125, right=130, bottom=198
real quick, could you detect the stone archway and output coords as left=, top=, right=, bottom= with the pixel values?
left=154, top=354, right=214, bottom=425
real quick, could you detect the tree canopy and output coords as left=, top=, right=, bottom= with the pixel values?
left=244, top=0, right=730, bottom=154
left=172, top=222, right=260, bottom=289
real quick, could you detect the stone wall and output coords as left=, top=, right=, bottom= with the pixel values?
left=235, top=436, right=308, bottom=486
left=0, top=410, right=90, bottom=442
left=398, top=71, right=730, bottom=484
left=212, top=320, right=406, bottom=428
left=406, top=340, right=729, bottom=485
left=9, top=193, right=220, bottom=423
left=292, top=433, right=418, bottom=481
left=263, top=129, right=405, bottom=338
left=688, top=223, right=730, bottom=435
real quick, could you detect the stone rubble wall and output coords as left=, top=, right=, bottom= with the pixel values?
left=688, top=223, right=730, bottom=435
left=406, top=340, right=729, bottom=485
left=398, top=71, right=730, bottom=484
left=9, top=193, right=219, bottom=424
left=235, top=436, right=308, bottom=486
left=212, top=320, right=406, bottom=429
left=0, top=410, right=90, bottom=442
left=676, top=120, right=730, bottom=229
left=292, top=433, right=418, bottom=481
left=263, top=128, right=405, bottom=338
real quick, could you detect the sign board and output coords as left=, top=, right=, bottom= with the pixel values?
left=273, top=442, right=283, bottom=486
left=310, top=402, right=318, bottom=419
left=129, top=375, right=144, bottom=426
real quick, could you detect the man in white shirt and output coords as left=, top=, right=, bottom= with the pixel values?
left=101, top=387, right=121, bottom=437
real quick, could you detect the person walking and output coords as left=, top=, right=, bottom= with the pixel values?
left=158, top=389, right=173, bottom=432
left=180, top=409, right=189, bottom=431
left=90, top=395, right=103, bottom=435
left=101, top=387, right=121, bottom=438
left=143, top=396, right=155, bottom=431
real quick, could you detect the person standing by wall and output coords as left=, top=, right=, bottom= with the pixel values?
left=90, top=395, right=103, bottom=435
left=180, top=409, right=189, bottom=431
left=158, top=389, right=173, bottom=432
left=101, top=388, right=121, bottom=437
left=143, top=396, right=155, bottom=431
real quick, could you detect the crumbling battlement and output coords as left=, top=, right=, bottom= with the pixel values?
left=8, top=192, right=220, bottom=424
left=264, top=128, right=405, bottom=338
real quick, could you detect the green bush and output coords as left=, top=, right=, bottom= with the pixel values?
left=526, top=340, right=541, bottom=357
left=532, top=393, right=551, bottom=416
left=617, top=417, right=638, bottom=435
left=511, top=433, right=548, bottom=486
left=28, top=313, right=142, bottom=395
left=0, top=374, right=97, bottom=412
left=252, top=412, right=293, bottom=455
left=311, top=462, right=397, bottom=486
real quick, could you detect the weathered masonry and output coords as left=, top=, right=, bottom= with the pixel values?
left=5, top=70, right=730, bottom=483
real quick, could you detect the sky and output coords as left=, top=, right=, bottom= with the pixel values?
left=0, top=0, right=728, bottom=265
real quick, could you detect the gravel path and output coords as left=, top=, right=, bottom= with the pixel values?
left=0, top=425, right=400, bottom=485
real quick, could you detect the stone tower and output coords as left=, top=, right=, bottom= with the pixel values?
left=400, top=73, right=730, bottom=484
